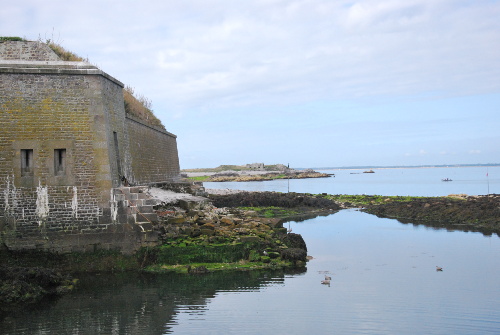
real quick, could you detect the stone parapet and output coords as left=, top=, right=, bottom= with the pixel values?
left=0, top=60, right=124, bottom=87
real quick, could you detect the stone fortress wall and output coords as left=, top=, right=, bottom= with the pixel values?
left=0, top=40, right=180, bottom=253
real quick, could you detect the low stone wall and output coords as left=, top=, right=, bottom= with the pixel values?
left=0, top=41, right=60, bottom=61
left=0, top=181, right=212, bottom=254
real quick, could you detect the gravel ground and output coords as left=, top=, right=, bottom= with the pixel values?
left=205, top=188, right=248, bottom=195
left=146, top=187, right=207, bottom=203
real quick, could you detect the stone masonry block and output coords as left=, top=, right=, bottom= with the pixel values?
left=117, top=214, right=129, bottom=224
left=117, top=206, right=129, bottom=215
left=138, top=205, right=154, bottom=214
left=137, top=193, right=148, bottom=200
left=119, top=187, right=131, bottom=195
left=114, top=194, right=126, bottom=201
left=129, top=186, right=146, bottom=193
left=127, top=215, right=137, bottom=225
left=135, top=213, right=158, bottom=223
left=117, top=200, right=129, bottom=207
left=98, top=215, right=113, bottom=225
left=144, top=199, right=159, bottom=206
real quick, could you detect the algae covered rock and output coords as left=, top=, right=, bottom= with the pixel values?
left=280, top=248, right=307, bottom=262
left=0, top=266, right=76, bottom=306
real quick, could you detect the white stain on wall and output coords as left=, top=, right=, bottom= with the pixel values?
left=35, top=182, right=49, bottom=225
left=3, top=176, right=11, bottom=212
left=3, top=175, right=19, bottom=217
left=110, top=189, right=118, bottom=222
left=71, top=186, right=78, bottom=218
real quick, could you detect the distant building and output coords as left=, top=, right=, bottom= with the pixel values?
left=0, top=40, right=180, bottom=253
left=246, top=163, right=265, bottom=170
left=275, top=164, right=289, bottom=171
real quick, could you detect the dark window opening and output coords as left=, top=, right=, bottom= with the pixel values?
left=54, top=148, right=66, bottom=176
left=21, top=149, right=34, bottom=176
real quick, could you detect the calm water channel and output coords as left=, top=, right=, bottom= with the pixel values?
left=2, top=167, right=500, bottom=334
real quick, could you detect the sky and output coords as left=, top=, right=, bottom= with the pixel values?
left=1, top=0, right=499, bottom=169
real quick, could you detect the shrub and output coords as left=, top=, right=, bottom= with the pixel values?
left=123, top=86, right=165, bottom=129
left=0, top=36, right=26, bottom=42
left=47, top=42, right=86, bottom=62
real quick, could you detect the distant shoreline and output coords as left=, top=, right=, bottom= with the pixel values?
left=182, top=164, right=500, bottom=173
left=311, top=164, right=500, bottom=171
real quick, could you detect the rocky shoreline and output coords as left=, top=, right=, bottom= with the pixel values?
left=359, top=194, right=500, bottom=237
left=142, top=191, right=340, bottom=273
left=204, top=191, right=500, bottom=237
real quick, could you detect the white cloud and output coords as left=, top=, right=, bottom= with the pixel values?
left=149, top=0, right=500, bottom=113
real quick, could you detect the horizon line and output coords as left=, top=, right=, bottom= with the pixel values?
left=304, top=163, right=500, bottom=170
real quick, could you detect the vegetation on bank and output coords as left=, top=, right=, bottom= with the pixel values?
left=146, top=259, right=293, bottom=273
left=320, top=194, right=426, bottom=207
left=185, top=175, right=211, bottom=181
left=238, top=206, right=300, bottom=218
left=140, top=235, right=300, bottom=274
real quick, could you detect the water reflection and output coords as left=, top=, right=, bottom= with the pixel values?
left=2, top=210, right=500, bottom=334
left=1, top=269, right=305, bottom=335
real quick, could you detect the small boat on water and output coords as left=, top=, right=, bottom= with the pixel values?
left=363, top=170, right=375, bottom=173
left=442, top=178, right=452, bottom=182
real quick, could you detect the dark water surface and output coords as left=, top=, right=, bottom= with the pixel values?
left=2, top=210, right=499, bottom=334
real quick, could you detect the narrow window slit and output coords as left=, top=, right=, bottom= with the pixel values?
left=21, top=149, right=34, bottom=176
left=54, top=149, right=66, bottom=176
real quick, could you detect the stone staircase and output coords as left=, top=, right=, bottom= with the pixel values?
left=112, top=186, right=159, bottom=228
